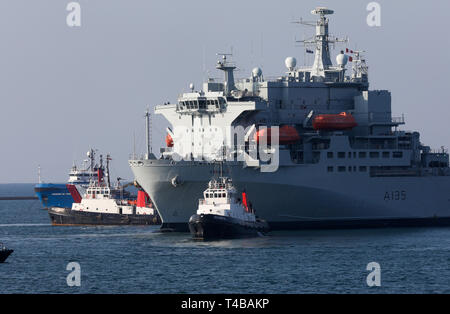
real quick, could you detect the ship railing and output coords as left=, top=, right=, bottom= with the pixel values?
left=365, top=113, right=405, bottom=125
left=391, top=116, right=405, bottom=124
left=129, top=153, right=147, bottom=160
left=430, top=148, right=448, bottom=155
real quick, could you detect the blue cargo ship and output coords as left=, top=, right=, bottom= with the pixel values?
left=34, top=183, right=74, bottom=208
left=34, top=149, right=99, bottom=209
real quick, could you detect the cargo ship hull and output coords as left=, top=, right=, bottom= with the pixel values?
left=130, top=160, right=450, bottom=232
left=48, top=207, right=161, bottom=226
left=34, top=183, right=75, bottom=209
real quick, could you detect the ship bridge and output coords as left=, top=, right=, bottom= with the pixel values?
left=176, top=92, right=227, bottom=114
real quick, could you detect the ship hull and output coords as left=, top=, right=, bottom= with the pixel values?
left=34, top=183, right=74, bottom=209
left=189, top=214, right=269, bottom=240
left=48, top=207, right=161, bottom=226
left=130, top=159, right=450, bottom=232
left=0, top=250, right=13, bottom=263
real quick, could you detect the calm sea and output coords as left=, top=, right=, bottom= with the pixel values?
left=0, top=184, right=449, bottom=294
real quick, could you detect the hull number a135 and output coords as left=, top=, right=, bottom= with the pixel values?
left=384, top=191, right=406, bottom=201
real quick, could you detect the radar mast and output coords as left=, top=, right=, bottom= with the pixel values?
left=295, top=7, right=348, bottom=80
left=216, top=53, right=236, bottom=96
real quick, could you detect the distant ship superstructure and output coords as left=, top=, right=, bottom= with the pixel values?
left=129, top=7, right=450, bottom=231
left=34, top=149, right=100, bottom=209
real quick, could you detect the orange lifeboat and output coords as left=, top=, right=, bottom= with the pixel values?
left=165, top=133, right=174, bottom=147
left=312, top=112, right=357, bottom=130
left=254, top=125, right=300, bottom=145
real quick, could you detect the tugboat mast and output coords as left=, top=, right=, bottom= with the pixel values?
left=105, top=154, right=111, bottom=188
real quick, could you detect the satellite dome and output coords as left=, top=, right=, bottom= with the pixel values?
left=285, top=57, right=297, bottom=71
left=87, top=151, right=91, bottom=157
left=189, top=83, right=195, bottom=91
left=252, top=67, right=263, bottom=77
left=336, top=51, right=349, bottom=67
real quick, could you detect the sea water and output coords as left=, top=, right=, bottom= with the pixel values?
left=0, top=184, right=449, bottom=293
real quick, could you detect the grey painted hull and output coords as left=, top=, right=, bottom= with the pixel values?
left=130, top=159, right=450, bottom=231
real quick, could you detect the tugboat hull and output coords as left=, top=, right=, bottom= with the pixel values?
left=48, top=207, right=161, bottom=226
left=189, top=214, right=269, bottom=240
left=0, top=250, right=13, bottom=263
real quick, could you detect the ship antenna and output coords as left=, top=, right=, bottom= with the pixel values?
left=145, top=108, right=152, bottom=159
left=38, top=165, right=42, bottom=184
left=133, top=130, right=136, bottom=160
left=106, top=154, right=112, bottom=188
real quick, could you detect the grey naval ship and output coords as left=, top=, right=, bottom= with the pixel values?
left=129, top=7, right=450, bottom=232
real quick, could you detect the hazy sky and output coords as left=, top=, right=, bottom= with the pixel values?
left=0, top=0, right=449, bottom=183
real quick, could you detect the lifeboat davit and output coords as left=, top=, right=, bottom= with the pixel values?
left=165, top=133, right=174, bottom=147
left=254, top=125, right=300, bottom=145
left=312, top=112, right=357, bottom=130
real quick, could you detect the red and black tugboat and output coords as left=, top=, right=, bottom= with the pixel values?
left=48, top=154, right=161, bottom=226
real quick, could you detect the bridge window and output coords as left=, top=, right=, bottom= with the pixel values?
left=338, top=166, right=346, bottom=172
left=383, top=152, right=390, bottom=158
left=359, top=166, right=367, bottom=172
left=359, top=152, right=367, bottom=158
left=393, top=151, right=403, bottom=158
left=338, top=152, right=345, bottom=158
left=370, top=152, right=379, bottom=158
left=327, top=166, right=334, bottom=172
left=327, top=152, right=333, bottom=159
